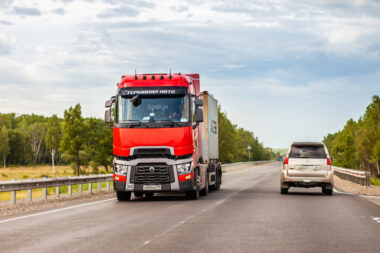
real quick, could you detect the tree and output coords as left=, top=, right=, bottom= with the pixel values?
left=60, top=104, right=87, bottom=176
left=29, top=122, right=47, bottom=164
left=0, top=126, right=9, bottom=168
left=45, top=115, right=61, bottom=177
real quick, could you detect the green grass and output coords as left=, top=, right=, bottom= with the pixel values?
left=370, top=178, right=380, bottom=186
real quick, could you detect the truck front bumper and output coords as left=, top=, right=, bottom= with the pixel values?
left=113, top=156, right=195, bottom=192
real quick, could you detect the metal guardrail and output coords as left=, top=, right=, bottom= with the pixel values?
left=333, top=166, right=371, bottom=186
left=0, top=174, right=113, bottom=204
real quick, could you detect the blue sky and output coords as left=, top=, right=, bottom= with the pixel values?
left=0, top=0, right=379, bottom=148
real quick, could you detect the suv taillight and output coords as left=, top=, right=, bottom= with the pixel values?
left=283, top=157, right=289, bottom=164
left=327, top=158, right=331, bottom=165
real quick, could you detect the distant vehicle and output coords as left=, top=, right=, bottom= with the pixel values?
left=280, top=142, right=333, bottom=195
left=277, top=156, right=283, bottom=162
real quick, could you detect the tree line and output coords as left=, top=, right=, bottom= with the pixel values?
left=323, top=95, right=380, bottom=178
left=218, top=107, right=274, bottom=163
left=0, top=104, right=112, bottom=175
left=0, top=104, right=274, bottom=175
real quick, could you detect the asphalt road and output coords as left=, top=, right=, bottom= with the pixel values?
left=1, top=162, right=380, bottom=253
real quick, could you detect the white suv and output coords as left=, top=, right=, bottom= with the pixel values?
left=280, top=142, right=334, bottom=195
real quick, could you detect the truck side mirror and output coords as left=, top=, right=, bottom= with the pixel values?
left=105, top=100, right=112, bottom=108
left=330, top=157, right=334, bottom=162
left=105, top=109, right=111, bottom=123
left=195, top=98, right=203, bottom=107
left=195, top=108, right=203, bottom=122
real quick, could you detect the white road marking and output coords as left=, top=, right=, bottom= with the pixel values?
left=371, top=217, right=380, bottom=223
left=144, top=240, right=151, bottom=245
left=0, top=198, right=116, bottom=224
left=333, top=188, right=355, bottom=195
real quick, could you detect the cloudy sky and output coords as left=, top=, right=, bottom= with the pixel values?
left=0, top=0, right=379, bottom=148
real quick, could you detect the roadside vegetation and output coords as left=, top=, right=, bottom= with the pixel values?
left=323, top=95, right=380, bottom=182
left=218, top=107, right=274, bottom=163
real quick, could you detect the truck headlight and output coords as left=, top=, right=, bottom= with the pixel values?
left=114, top=164, right=128, bottom=175
left=176, top=162, right=192, bottom=175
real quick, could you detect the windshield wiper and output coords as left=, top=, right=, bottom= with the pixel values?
left=156, top=120, right=181, bottom=127
left=119, top=120, right=148, bottom=127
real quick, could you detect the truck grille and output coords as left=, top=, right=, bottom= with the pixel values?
left=131, top=164, right=174, bottom=184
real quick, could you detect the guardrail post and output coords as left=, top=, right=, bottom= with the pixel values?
left=56, top=186, right=60, bottom=198
left=106, top=180, right=110, bottom=191
left=68, top=185, right=72, bottom=196
left=98, top=182, right=101, bottom=192
left=11, top=191, right=16, bottom=204
left=78, top=184, right=82, bottom=194
left=89, top=183, right=92, bottom=193
left=43, top=188, right=47, bottom=200
left=27, top=189, right=32, bottom=202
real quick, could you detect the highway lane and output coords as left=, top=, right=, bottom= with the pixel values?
left=1, top=162, right=380, bottom=253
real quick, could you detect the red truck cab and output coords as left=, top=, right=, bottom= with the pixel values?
left=105, top=73, right=221, bottom=201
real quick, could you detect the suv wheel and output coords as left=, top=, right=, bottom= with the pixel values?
left=281, top=188, right=288, bottom=194
left=325, top=189, right=333, bottom=196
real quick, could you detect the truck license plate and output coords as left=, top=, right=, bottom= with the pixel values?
left=143, top=185, right=161, bottom=191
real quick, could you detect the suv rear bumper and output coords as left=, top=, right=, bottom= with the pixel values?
left=281, top=170, right=334, bottom=188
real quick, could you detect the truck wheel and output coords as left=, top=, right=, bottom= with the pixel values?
left=281, top=188, right=288, bottom=194
left=186, top=169, right=200, bottom=200
left=145, top=192, right=154, bottom=199
left=215, top=169, right=221, bottom=190
left=134, top=192, right=143, bottom=198
left=200, top=173, right=209, bottom=196
left=117, top=191, right=131, bottom=201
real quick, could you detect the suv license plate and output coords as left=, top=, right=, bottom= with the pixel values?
left=143, top=185, right=161, bottom=191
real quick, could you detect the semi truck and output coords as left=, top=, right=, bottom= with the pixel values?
left=104, top=73, right=221, bottom=201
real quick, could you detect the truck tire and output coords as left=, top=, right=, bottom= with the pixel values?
left=215, top=169, right=221, bottom=190
left=134, top=192, right=143, bottom=198
left=145, top=192, right=154, bottom=199
left=186, top=169, right=200, bottom=200
left=117, top=191, right=131, bottom=201
left=200, top=173, right=209, bottom=196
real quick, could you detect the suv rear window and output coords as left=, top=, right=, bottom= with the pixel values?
left=289, top=145, right=326, bottom=158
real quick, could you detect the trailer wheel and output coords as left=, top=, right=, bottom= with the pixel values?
left=117, top=191, right=131, bottom=201
left=213, top=168, right=221, bottom=191
left=201, top=173, right=209, bottom=196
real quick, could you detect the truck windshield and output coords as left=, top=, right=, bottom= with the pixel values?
left=118, top=95, right=190, bottom=124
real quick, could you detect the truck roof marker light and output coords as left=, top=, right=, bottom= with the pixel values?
left=142, top=76, right=147, bottom=80
left=151, top=75, right=155, bottom=80
left=160, top=75, right=164, bottom=80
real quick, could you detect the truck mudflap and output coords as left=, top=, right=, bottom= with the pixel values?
left=179, top=178, right=196, bottom=191
left=114, top=181, right=126, bottom=192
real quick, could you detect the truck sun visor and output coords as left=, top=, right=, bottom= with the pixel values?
left=119, top=86, right=188, bottom=96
